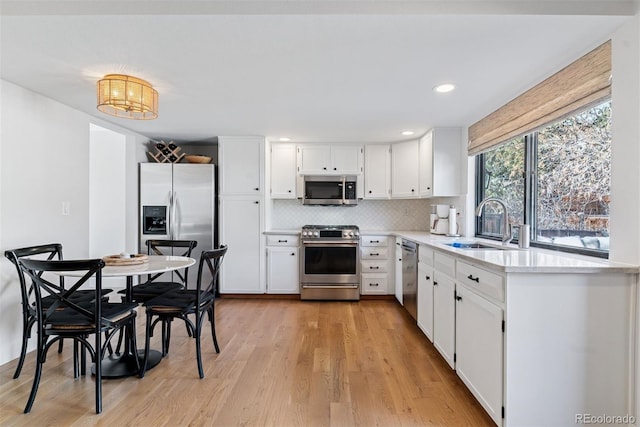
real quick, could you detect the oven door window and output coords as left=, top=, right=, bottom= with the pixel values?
left=305, top=181, right=343, bottom=200
left=304, top=246, right=357, bottom=275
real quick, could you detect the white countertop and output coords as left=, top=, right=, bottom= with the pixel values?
left=385, top=231, right=638, bottom=274
left=265, top=229, right=638, bottom=273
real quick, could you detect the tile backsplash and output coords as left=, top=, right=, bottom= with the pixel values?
left=270, top=199, right=432, bottom=230
left=270, top=196, right=469, bottom=234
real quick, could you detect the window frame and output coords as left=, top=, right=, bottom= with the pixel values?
left=475, top=109, right=610, bottom=259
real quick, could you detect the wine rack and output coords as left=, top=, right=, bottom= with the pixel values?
left=148, top=141, right=185, bottom=163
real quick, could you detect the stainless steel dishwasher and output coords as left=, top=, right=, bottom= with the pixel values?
left=401, top=239, right=418, bottom=320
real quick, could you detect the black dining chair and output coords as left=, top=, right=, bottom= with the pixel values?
left=140, top=245, right=227, bottom=379
left=17, top=257, right=139, bottom=414
left=118, top=239, right=197, bottom=355
left=4, top=243, right=113, bottom=379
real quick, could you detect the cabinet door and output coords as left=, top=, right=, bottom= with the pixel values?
left=394, top=237, right=403, bottom=304
left=455, top=284, right=503, bottom=425
left=219, top=197, right=263, bottom=293
left=267, top=247, right=299, bottom=293
left=431, top=128, right=463, bottom=197
left=270, top=143, right=297, bottom=199
left=418, top=131, right=434, bottom=197
left=433, top=272, right=456, bottom=368
left=219, top=136, right=264, bottom=195
left=331, top=145, right=363, bottom=174
left=298, top=145, right=331, bottom=174
left=391, top=140, right=419, bottom=198
left=364, top=144, right=390, bottom=199
left=417, top=262, right=434, bottom=342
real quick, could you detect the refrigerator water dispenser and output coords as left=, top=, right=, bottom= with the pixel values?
left=143, top=206, right=167, bottom=235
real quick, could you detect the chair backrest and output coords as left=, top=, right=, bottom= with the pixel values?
left=145, top=239, right=198, bottom=285
left=195, top=245, right=227, bottom=304
left=18, top=258, right=106, bottom=331
left=4, top=244, right=64, bottom=311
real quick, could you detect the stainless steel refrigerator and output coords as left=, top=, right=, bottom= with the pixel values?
left=139, top=163, right=216, bottom=287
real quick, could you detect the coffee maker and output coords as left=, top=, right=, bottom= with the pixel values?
left=430, top=204, right=450, bottom=235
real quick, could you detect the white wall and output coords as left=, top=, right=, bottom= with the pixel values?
left=0, top=80, right=148, bottom=366
left=611, top=15, right=640, bottom=423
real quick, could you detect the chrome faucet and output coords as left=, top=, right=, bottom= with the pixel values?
left=475, top=197, right=513, bottom=245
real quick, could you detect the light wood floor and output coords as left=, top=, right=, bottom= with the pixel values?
left=0, top=299, right=494, bottom=426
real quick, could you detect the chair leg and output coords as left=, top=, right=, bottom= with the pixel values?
left=13, top=317, right=33, bottom=379
left=73, top=340, right=80, bottom=379
left=139, top=312, right=153, bottom=378
left=195, top=313, right=204, bottom=379
left=58, top=338, right=64, bottom=354
left=165, top=319, right=172, bottom=355
left=95, top=328, right=102, bottom=414
left=208, top=307, right=220, bottom=353
left=24, top=335, right=45, bottom=413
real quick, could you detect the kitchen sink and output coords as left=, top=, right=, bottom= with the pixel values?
left=445, top=242, right=513, bottom=250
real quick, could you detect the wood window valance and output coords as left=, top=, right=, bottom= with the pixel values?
left=468, top=40, right=611, bottom=155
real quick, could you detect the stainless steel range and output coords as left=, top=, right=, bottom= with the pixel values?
left=300, top=225, right=360, bottom=301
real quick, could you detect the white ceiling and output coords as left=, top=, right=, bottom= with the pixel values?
left=0, top=1, right=635, bottom=143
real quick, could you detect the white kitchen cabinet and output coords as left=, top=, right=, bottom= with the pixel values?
left=270, top=143, right=297, bottom=199
left=360, top=235, right=391, bottom=295
left=297, top=144, right=363, bottom=175
left=455, top=283, right=503, bottom=426
left=266, top=246, right=299, bottom=294
left=391, top=140, right=419, bottom=198
left=363, top=144, right=390, bottom=199
left=219, top=196, right=264, bottom=293
left=419, top=128, right=463, bottom=197
left=394, top=237, right=403, bottom=304
left=433, top=252, right=456, bottom=368
left=218, top=136, right=264, bottom=196
left=417, top=245, right=434, bottom=341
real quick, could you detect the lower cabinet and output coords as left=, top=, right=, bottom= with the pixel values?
left=417, top=261, right=434, bottom=341
left=455, top=284, right=503, bottom=426
left=266, top=246, right=299, bottom=293
left=360, top=235, right=391, bottom=295
left=433, top=269, right=456, bottom=369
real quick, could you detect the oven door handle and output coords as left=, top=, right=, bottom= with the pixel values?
left=301, top=285, right=360, bottom=289
left=302, top=240, right=359, bottom=245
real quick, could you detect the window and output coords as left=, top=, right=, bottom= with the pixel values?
left=476, top=100, right=611, bottom=257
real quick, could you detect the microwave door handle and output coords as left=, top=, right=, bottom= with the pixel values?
left=341, top=177, right=346, bottom=204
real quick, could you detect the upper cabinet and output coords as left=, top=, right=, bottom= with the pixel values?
left=391, top=140, right=420, bottom=198
left=419, top=128, right=464, bottom=197
left=297, top=145, right=363, bottom=175
left=219, top=136, right=264, bottom=196
left=364, top=144, right=390, bottom=199
left=270, top=143, right=297, bottom=199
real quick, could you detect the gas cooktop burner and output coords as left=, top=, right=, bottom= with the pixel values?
left=302, top=225, right=359, bottom=230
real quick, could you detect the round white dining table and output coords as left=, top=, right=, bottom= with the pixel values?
left=61, top=255, right=196, bottom=378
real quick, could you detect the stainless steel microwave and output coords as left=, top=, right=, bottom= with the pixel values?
left=303, top=176, right=358, bottom=206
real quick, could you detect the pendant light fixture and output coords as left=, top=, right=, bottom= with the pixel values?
left=97, top=74, right=158, bottom=120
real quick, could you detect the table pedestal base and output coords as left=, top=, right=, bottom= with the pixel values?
left=93, top=350, right=162, bottom=378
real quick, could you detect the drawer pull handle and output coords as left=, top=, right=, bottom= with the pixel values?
left=370, top=240, right=380, bottom=243
left=371, top=283, right=379, bottom=287
left=467, top=274, right=480, bottom=283
left=369, top=266, right=380, bottom=270
left=278, top=239, right=288, bottom=243
left=291, top=253, right=295, bottom=256
left=369, top=252, right=379, bottom=256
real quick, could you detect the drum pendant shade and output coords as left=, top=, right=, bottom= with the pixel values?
left=97, top=74, right=158, bottom=120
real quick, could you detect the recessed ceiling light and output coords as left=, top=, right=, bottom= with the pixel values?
left=401, top=131, right=415, bottom=136
left=433, top=83, right=456, bottom=93
left=279, top=137, right=291, bottom=141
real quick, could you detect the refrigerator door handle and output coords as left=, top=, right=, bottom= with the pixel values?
left=171, top=191, right=178, bottom=240
left=174, top=191, right=180, bottom=239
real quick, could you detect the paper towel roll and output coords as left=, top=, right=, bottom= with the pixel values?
left=448, top=206, right=457, bottom=235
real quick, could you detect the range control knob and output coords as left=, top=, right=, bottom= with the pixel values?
left=313, top=231, right=319, bottom=237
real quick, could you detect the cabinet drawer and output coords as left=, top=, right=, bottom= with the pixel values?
left=434, top=252, right=455, bottom=278
left=361, top=273, right=388, bottom=294
left=418, top=244, right=434, bottom=267
left=361, top=235, right=389, bottom=247
left=456, top=261, right=504, bottom=302
left=266, top=235, right=300, bottom=246
left=361, top=247, right=388, bottom=260
left=361, top=260, right=388, bottom=273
